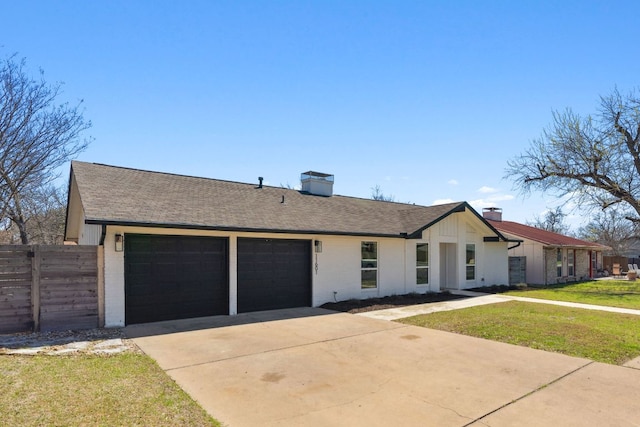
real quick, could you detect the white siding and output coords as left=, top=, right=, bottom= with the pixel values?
left=482, top=242, right=509, bottom=286
left=506, top=238, right=545, bottom=285
left=104, top=229, right=125, bottom=327
left=422, top=211, right=508, bottom=290
left=95, top=209, right=508, bottom=326
left=79, top=224, right=102, bottom=245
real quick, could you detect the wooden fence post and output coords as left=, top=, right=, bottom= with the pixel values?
left=31, top=245, right=41, bottom=332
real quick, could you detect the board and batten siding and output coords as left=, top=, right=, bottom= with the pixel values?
left=80, top=224, right=102, bottom=245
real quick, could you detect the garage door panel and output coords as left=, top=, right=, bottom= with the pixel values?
left=237, top=238, right=311, bottom=313
left=125, top=234, right=229, bottom=325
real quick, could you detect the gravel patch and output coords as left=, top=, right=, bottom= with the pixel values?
left=0, top=328, right=141, bottom=356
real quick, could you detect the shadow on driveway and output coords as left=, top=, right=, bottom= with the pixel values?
left=124, top=307, right=336, bottom=339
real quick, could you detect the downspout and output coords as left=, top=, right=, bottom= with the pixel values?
left=543, top=249, right=547, bottom=285
left=508, top=241, right=522, bottom=251
left=99, top=224, right=106, bottom=246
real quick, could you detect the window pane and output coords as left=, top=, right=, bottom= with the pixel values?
left=361, top=270, right=377, bottom=289
left=361, top=241, right=378, bottom=289
left=361, top=260, right=377, bottom=269
left=568, top=250, right=574, bottom=276
left=417, top=267, right=429, bottom=285
left=466, top=266, right=475, bottom=280
left=362, top=242, right=377, bottom=260
left=466, top=244, right=475, bottom=265
left=416, top=243, right=428, bottom=266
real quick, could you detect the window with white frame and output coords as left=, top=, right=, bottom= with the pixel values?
left=557, top=249, right=563, bottom=277
left=361, top=241, right=377, bottom=289
left=466, top=244, right=475, bottom=280
left=416, top=243, right=429, bottom=285
left=568, top=249, right=575, bottom=276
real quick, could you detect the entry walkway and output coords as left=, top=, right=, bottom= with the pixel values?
left=356, top=290, right=640, bottom=321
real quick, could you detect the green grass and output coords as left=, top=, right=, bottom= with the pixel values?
left=398, top=300, right=640, bottom=365
left=0, top=353, right=220, bottom=426
left=501, top=280, right=640, bottom=310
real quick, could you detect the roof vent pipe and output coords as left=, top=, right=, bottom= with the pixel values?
left=258, top=177, right=263, bottom=188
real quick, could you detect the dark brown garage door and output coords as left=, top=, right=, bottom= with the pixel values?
left=237, top=238, right=311, bottom=313
left=125, top=234, right=228, bottom=325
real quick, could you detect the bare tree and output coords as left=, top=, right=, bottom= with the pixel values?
left=23, top=185, right=67, bottom=244
left=526, top=207, right=571, bottom=234
left=0, top=185, right=66, bottom=244
left=0, top=55, right=91, bottom=243
left=577, top=208, right=638, bottom=256
left=506, top=88, right=640, bottom=225
left=371, top=185, right=394, bottom=202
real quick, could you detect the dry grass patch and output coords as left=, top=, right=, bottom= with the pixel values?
left=398, top=301, right=640, bottom=365
left=0, top=353, right=220, bottom=426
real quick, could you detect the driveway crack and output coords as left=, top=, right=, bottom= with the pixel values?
left=461, top=361, right=594, bottom=426
left=164, top=324, right=411, bottom=372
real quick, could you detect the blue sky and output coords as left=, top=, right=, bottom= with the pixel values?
left=3, top=1, right=639, bottom=228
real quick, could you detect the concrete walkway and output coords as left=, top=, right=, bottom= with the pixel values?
left=357, top=290, right=640, bottom=321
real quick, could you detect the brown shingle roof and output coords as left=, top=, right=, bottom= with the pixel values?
left=70, top=161, right=501, bottom=238
left=487, top=219, right=608, bottom=249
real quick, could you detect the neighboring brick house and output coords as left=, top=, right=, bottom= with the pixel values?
left=484, top=208, right=609, bottom=285
left=65, top=161, right=512, bottom=326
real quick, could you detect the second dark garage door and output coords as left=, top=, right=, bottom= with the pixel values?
left=125, top=234, right=229, bottom=325
left=237, top=238, right=311, bottom=313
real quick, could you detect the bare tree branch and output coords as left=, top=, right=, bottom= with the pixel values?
left=0, top=54, right=91, bottom=243
left=371, top=185, right=395, bottom=202
left=506, top=88, right=640, bottom=225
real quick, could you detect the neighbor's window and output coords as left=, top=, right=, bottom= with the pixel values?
left=557, top=249, right=563, bottom=277
left=416, top=243, right=429, bottom=285
left=466, top=244, right=475, bottom=280
left=568, top=249, right=575, bottom=276
left=361, top=241, right=378, bottom=289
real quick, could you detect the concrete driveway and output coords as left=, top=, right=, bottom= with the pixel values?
left=125, top=308, right=640, bottom=426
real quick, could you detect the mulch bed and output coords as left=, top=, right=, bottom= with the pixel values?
left=320, top=292, right=466, bottom=314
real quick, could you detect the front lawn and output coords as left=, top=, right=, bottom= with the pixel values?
left=499, top=280, right=640, bottom=309
left=398, top=300, right=640, bottom=365
left=0, top=353, right=220, bottom=426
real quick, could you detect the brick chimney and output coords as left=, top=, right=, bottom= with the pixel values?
left=483, top=207, right=502, bottom=221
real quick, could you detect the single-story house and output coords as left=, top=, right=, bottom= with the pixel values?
left=65, top=161, right=512, bottom=327
left=483, top=208, right=609, bottom=285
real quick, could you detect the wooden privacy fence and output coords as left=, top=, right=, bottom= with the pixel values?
left=0, top=245, right=104, bottom=334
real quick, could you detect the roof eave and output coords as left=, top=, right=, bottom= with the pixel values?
left=85, top=219, right=407, bottom=239
left=408, top=202, right=510, bottom=241
left=496, top=231, right=610, bottom=250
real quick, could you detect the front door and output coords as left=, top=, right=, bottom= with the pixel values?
left=439, top=243, right=457, bottom=290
